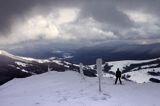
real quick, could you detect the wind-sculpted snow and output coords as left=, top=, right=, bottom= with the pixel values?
left=0, top=71, right=160, bottom=106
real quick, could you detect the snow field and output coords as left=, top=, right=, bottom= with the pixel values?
left=0, top=71, right=160, bottom=106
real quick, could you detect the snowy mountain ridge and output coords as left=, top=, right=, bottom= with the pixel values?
left=0, top=50, right=33, bottom=63
left=0, top=50, right=160, bottom=85
left=1, top=50, right=160, bottom=105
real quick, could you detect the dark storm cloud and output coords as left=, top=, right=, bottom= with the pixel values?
left=81, top=0, right=160, bottom=39
left=81, top=0, right=133, bottom=28
left=0, top=0, right=160, bottom=42
left=117, top=0, right=160, bottom=15
left=0, top=0, right=81, bottom=35
left=0, top=0, right=37, bottom=34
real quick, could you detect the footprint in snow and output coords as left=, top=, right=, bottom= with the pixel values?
left=35, top=102, right=40, bottom=105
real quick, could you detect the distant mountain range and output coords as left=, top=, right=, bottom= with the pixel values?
left=0, top=50, right=160, bottom=86
left=8, top=43, right=160, bottom=64
left=69, top=43, right=160, bottom=64
left=0, top=50, right=97, bottom=85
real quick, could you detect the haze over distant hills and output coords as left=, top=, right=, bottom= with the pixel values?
left=7, top=42, right=160, bottom=64
left=70, top=43, right=160, bottom=64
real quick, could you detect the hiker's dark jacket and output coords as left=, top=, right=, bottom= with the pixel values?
left=116, top=70, right=121, bottom=78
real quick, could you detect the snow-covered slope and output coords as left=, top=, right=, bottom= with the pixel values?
left=88, top=58, right=160, bottom=83
left=0, top=71, right=160, bottom=106
left=106, top=59, right=160, bottom=83
left=0, top=50, right=32, bottom=63
left=0, top=50, right=97, bottom=85
left=126, top=68, right=160, bottom=83
left=107, top=58, right=160, bottom=73
left=1, top=50, right=160, bottom=84
left=0, top=50, right=50, bottom=63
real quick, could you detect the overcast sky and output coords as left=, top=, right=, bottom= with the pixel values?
left=0, top=0, right=160, bottom=50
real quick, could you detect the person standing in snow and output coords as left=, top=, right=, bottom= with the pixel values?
left=115, top=68, right=122, bottom=84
